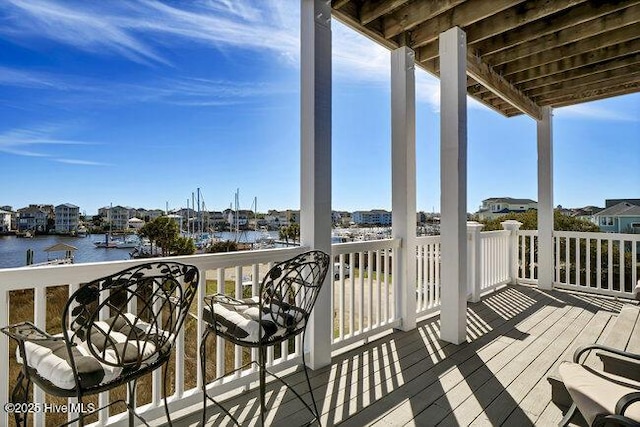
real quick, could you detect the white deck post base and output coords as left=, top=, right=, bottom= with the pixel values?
left=301, top=0, right=332, bottom=369
left=391, top=46, right=417, bottom=331
left=439, top=27, right=468, bottom=345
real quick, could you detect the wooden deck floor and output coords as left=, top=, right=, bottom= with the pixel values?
left=180, top=285, right=627, bottom=427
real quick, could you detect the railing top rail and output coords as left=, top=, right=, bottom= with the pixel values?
left=517, top=229, right=538, bottom=236
left=480, top=230, right=510, bottom=237
left=553, top=230, right=640, bottom=240
left=416, top=235, right=441, bottom=244
left=0, top=246, right=307, bottom=290
left=331, top=238, right=401, bottom=255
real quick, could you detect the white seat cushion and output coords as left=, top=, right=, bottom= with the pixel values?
left=18, top=313, right=167, bottom=390
left=559, top=361, right=640, bottom=425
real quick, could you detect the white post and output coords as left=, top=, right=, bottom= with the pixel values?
left=501, top=220, right=523, bottom=284
left=439, top=27, right=468, bottom=345
left=391, top=46, right=417, bottom=331
left=300, top=0, right=332, bottom=370
left=467, top=221, right=483, bottom=303
left=537, top=107, right=554, bottom=290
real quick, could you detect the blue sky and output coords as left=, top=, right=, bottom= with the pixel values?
left=0, top=1, right=638, bottom=216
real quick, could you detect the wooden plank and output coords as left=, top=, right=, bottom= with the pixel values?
left=498, top=23, right=640, bottom=76
left=424, top=306, right=593, bottom=426
left=360, top=0, right=409, bottom=25
left=410, top=0, right=526, bottom=49
left=382, top=0, right=467, bottom=39
left=504, top=38, right=640, bottom=84
left=346, top=299, right=574, bottom=427
left=533, top=71, right=640, bottom=103
left=473, top=0, right=640, bottom=57
left=416, top=0, right=586, bottom=62
left=485, top=3, right=640, bottom=66
left=540, top=80, right=640, bottom=107
left=466, top=52, right=542, bottom=120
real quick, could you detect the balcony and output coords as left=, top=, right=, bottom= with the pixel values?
left=0, top=228, right=637, bottom=426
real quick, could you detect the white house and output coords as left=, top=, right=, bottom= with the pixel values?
left=476, top=197, right=537, bottom=220
left=54, top=203, right=80, bottom=233
left=0, top=209, right=11, bottom=232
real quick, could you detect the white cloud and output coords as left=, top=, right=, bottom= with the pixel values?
left=0, top=126, right=100, bottom=164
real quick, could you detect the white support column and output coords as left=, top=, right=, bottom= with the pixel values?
left=467, top=221, right=484, bottom=303
left=501, top=220, right=523, bottom=284
left=391, top=46, right=417, bottom=331
left=537, top=106, right=554, bottom=290
left=439, top=27, right=468, bottom=344
left=300, top=0, right=332, bottom=370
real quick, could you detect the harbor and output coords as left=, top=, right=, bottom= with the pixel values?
left=0, top=230, right=282, bottom=269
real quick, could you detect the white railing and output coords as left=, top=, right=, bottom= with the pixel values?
left=2, top=227, right=635, bottom=425
left=553, top=231, right=639, bottom=298
left=0, top=247, right=307, bottom=427
left=479, top=230, right=511, bottom=292
left=415, top=235, right=442, bottom=317
left=330, top=239, right=401, bottom=352
left=517, top=229, right=539, bottom=284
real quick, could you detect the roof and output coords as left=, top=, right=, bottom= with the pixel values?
left=332, top=1, right=640, bottom=119
left=56, top=203, right=79, bottom=209
left=483, top=197, right=537, bottom=204
left=595, top=202, right=640, bottom=217
left=44, top=243, right=78, bottom=252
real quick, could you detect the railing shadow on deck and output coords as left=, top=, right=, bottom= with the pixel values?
left=192, top=285, right=625, bottom=426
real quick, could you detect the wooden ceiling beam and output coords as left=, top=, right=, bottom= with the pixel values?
left=360, top=0, right=409, bottom=25
left=466, top=52, right=542, bottom=120
left=485, top=3, right=640, bottom=66
left=498, top=23, right=640, bottom=76
left=382, top=0, right=467, bottom=39
left=411, top=0, right=526, bottom=49
left=527, top=65, right=640, bottom=98
left=332, top=0, right=352, bottom=10
left=474, top=0, right=640, bottom=57
left=540, top=81, right=640, bottom=107
left=416, top=0, right=585, bottom=62
left=468, top=53, right=640, bottom=98
left=534, top=73, right=640, bottom=104
left=504, top=38, right=640, bottom=84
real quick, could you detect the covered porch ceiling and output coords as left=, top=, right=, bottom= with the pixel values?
left=332, top=0, right=640, bottom=120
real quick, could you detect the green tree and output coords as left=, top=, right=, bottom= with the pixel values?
left=478, top=210, right=599, bottom=232
left=278, top=224, right=300, bottom=244
left=207, top=240, right=238, bottom=253
left=139, top=216, right=194, bottom=256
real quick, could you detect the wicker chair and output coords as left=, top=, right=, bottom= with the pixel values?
left=1, top=261, right=199, bottom=426
left=201, top=250, right=330, bottom=426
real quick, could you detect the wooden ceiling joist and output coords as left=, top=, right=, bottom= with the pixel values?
left=484, top=3, right=640, bottom=66
left=466, top=52, right=542, bottom=120
left=333, top=0, right=640, bottom=119
left=410, top=0, right=526, bottom=49
left=360, top=0, right=409, bottom=25
left=417, top=0, right=586, bottom=62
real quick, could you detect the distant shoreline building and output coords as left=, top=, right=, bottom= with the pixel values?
left=352, top=209, right=392, bottom=226
left=476, top=197, right=537, bottom=220
left=54, top=203, right=80, bottom=233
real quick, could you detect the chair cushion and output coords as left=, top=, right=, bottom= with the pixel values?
left=204, top=295, right=307, bottom=343
left=559, top=362, right=640, bottom=425
left=17, top=313, right=166, bottom=390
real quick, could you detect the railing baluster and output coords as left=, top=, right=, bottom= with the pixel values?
left=608, top=239, right=613, bottom=291
left=597, top=239, right=602, bottom=290
left=349, top=252, right=355, bottom=336
left=619, top=239, right=625, bottom=292
left=216, top=268, right=225, bottom=380
left=586, top=238, right=591, bottom=288
left=576, top=237, right=581, bottom=288
left=339, top=253, right=345, bottom=340
left=358, top=251, right=364, bottom=335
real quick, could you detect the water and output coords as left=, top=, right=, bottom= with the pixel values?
left=0, top=230, right=284, bottom=269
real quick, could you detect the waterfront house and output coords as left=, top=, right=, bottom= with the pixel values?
left=352, top=209, right=393, bottom=226
left=1, top=2, right=639, bottom=426
left=594, top=201, right=640, bottom=234
left=476, top=197, right=538, bottom=220
left=98, top=205, right=135, bottom=231
left=16, top=205, right=52, bottom=233
left=54, top=203, right=80, bottom=234
left=0, top=209, right=11, bottom=232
